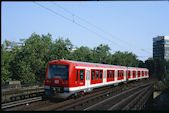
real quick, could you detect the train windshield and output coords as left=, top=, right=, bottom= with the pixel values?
left=47, top=64, right=69, bottom=80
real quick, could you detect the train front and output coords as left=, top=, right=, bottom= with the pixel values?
left=44, top=60, right=71, bottom=99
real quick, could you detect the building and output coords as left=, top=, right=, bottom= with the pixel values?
left=153, top=36, right=169, bottom=61
left=3, top=41, right=24, bottom=51
left=70, top=48, right=77, bottom=52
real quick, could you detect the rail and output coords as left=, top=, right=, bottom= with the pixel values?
left=2, top=97, right=42, bottom=109
left=4, top=79, right=153, bottom=111
left=83, top=83, right=151, bottom=111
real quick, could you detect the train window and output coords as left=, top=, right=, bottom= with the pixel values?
left=92, top=70, right=95, bottom=80
left=119, top=71, right=121, bottom=77
left=142, top=71, right=144, bottom=76
left=112, top=70, right=114, bottom=78
left=47, top=64, right=69, bottom=80
left=118, top=71, right=120, bottom=78
left=120, top=71, right=121, bottom=77
left=128, top=71, right=130, bottom=78
left=107, top=71, right=110, bottom=78
left=109, top=71, right=112, bottom=78
left=138, top=71, right=140, bottom=77
left=76, top=70, right=78, bottom=81
left=133, top=71, right=136, bottom=77
left=100, top=70, right=103, bottom=79
left=96, top=70, right=99, bottom=80
left=80, top=70, right=84, bottom=81
left=121, top=71, right=124, bottom=77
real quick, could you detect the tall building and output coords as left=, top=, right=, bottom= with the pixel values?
left=153, top=36, right=169, bottom=61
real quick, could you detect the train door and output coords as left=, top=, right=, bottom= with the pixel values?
left=76, top=69, right=85, bottom=87
left=85, top=68, right=90, bottom=89
left=103, top=69, right=107, bottom=84
left=125, top=70, right=128, bottom=82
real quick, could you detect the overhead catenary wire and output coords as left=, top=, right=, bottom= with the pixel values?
left=33, top=2, right=129, bottom=51
left=53, top=2, right=152, bottom=55
left=33, top=2, right=151, bottom=59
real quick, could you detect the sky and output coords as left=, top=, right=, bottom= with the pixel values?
left=2, top=1, right=169, bottom=61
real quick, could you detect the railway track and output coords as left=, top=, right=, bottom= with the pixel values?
left=8, top=83, right=119, bottom=111
left=2, top=87, right=44, bottom=104
left=4, top=79, right=152, bottom=111
left=35, top=80, right=147, bottom=111
left=2, top=96, right=43, bottom=110
left=89, top=85, right=151, bottom=110
left=57, top=81, right=152, bottom=110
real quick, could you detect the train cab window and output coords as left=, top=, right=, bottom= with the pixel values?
left=96, top=70, right=99, bottom=80
left=47, top=64, right=69, bottom=80
left=76, top=70, right=79, bottom=81
left=92, top=70, right=95, bottom=80
left=100, top=70, right=103, bottom=79
left=80, top=70, right=84, bottom=81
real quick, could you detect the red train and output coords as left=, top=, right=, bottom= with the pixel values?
left=44, top=60, right=149, bottom=99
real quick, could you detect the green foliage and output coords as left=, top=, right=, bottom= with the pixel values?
left=145, top=57, right=154, bottom=75
left=91, top=44, right=111, bottom=63
left=1, top=46, right=13, bottom=84
left=145, top=58, right=169, bottom=90
left=1, top=33, right=143, bottom=85
left=70, top=46, right=92, bottom=62
left=17, top=61, right=36, bottom=84
left=111, top=51, right=139, bottom=67
left=49, top=37, right=73, bottom=60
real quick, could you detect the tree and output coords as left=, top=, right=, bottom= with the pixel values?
left=71, top=46, right=92, bottom=62
left=145, top=57, right=154, bottom=76
left=1, top=46, right=12, bottom=84
left=49, top=37, right=73, bottom=60
left=111, top=51, right=139, bottom=67
left=91, top=44, right=111, bottom=63
left=9, top=33, right=53, bottom=83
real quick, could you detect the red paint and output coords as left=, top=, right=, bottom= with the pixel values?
left=45, top=60, right=149, bottom=89
left=118, top=70, right=124, bottom=80
left=142, top=71, right=144, bottom=77
left=91, top=69, right=103, bottom=84
left=138, top=71, right=140, bottom=77
left=127, top=70, right=131, bottom=79
left=107, top=70, right=115, bottom=82
left=133, top=71, right=136, bottom=78
left=76, top=69, right=85, bottom=87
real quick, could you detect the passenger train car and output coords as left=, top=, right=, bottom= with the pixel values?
left=44, top=60, right=149, bottom=99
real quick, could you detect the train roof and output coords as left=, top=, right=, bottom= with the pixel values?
left=49, top=59, right=148, bottom=70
